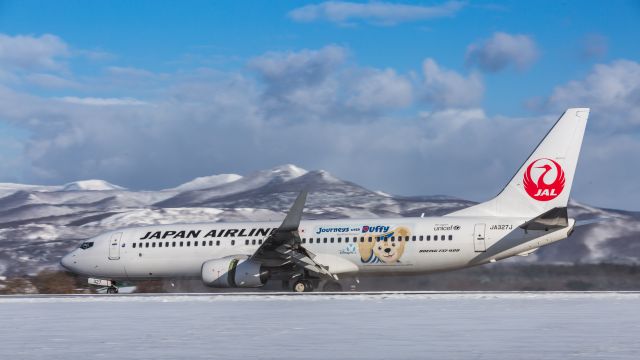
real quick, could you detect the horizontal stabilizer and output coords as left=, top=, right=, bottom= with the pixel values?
left=519, top=207, right=568, bottom=231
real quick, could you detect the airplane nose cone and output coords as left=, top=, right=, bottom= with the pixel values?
left=60, top=253, right=76, bottom=272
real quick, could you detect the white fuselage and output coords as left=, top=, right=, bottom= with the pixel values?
left=60, top=216, right=574, bottom=281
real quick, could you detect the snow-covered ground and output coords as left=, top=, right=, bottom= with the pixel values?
left=0, top=293, right=638, bottom=359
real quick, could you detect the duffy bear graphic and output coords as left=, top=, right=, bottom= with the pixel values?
left=358, top=226, right=408, bottom=264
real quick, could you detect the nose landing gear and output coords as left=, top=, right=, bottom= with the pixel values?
left=88, top=278, right=119, bottom=294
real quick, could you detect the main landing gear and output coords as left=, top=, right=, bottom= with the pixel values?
left=321, top=281, right=343, bottom=292
left=291, top=279, right=344, bottom=292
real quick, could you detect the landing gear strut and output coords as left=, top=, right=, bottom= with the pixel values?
left=88, top=278, right=119, bottom=294
left=292, top=279, right=313, bottom=293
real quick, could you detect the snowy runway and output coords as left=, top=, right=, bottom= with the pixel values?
left=1, top=292, right=639, bottom=359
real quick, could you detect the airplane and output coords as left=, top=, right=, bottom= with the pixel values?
left=61, top=108, right=589, bottom=293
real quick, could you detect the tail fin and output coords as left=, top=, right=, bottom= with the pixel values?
left=449, top=108, right=589, bottom=218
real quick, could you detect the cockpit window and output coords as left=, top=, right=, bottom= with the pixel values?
left=79, top=241, right=94, bottom=250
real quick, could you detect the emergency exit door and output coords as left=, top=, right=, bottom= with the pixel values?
left=474, top=224, right=486, bottom=252
left=108, top=232, right=122, bottom=260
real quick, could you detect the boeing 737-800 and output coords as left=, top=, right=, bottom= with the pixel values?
left=61, top=108, right=589, bottom=293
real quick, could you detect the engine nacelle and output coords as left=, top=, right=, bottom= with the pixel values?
left=201, top=256, right=269, bottom=288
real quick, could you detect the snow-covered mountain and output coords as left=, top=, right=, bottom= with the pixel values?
left=0, top=164, right=637, bottom=276
left=167, top=174, right=243, bottom=192
left=62, top=180, right=125, bottom=191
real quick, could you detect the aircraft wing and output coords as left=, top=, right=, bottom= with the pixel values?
left=250, top=191, right=337, bottom=280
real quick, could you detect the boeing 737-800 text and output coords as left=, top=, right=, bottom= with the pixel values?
left=61, top=108, right=590, bottom=293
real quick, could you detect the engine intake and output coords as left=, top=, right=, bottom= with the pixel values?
left=201, top=256, right=269, bottom=288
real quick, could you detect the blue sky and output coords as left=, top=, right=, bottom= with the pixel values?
left=0, top=0, right=639, bottom=210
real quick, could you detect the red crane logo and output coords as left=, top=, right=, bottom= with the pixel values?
left=523, top=158, right=565, bottom=201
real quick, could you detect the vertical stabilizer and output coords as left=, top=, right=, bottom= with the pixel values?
left=448, top=108, right=589, bottom=218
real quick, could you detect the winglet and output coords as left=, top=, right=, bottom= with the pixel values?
left=279, top=190, right=307, bottom=231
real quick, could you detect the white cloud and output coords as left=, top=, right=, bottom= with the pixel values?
left=346, top=68, right=413, bottom=111
left=289, top=1, right=465, bottom=25
left=75, top=49, right=115, bottom=61
left=249, top=45, right=413, bottom=119
left=58, top=96, right=149, bottom=106
left=0, top=34, right=69, bottom=71
left=106, top=66, right=155, bottom=78
left=421, top=58, right=484, bottom=108
left=545, top=60, right=640, bottom=129
left=465, top=32, right=538, bottom=72
left=249, top=45, right=347, bottom=86
left=25, top=73, right=79, bottom=89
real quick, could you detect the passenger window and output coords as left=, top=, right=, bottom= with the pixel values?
left=231, top=240, right=235, bottom=245
left=216, top=240, right=220, bottom=246
left=194, top=241, right=198, bottom=247
left=259, top=239, right=263, bottom=244
left=302, top=238, right=306, bottom=243
left=448, top=235, right=453, bottom=240
left=158, top=242, right=162, bottom=248
left=427, top=236, right=431, bottom=241
left=145, top=243, right=149, bottom=248
left=172, top=241, right=176, bottom=247
left=209, top=241, right=213, bottom=246
left=152, top=242, right=156, bottom=248
left=132, top=243, right=136, bottom=248
left=180, top=241, right=183, bottom=247
left=330, top=238, right=334, bottom=243
left=323, top=238, right=327, bottom=243
left=412, top=236, right=416, bottom=241
left=187, top=241, right=191, bottom=246
left=165, top=242, right=169, bottom=247
left=309, top=238, right=313, bottom=243
left=419, top=236, right=423, bottom=241
left=441, top=235, right=445, bottom=241
left=252, top=239, right=256, bottom=245
left=368, top=237, right=372, bottom=243
left=245, top=240, right=249, bottom=245
left=337, top=238, right=341, bottom=243
left=361, top=237, right=365, bottom=243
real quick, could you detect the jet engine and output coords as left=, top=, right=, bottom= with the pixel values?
left=201, top=256, right=270, bottom=288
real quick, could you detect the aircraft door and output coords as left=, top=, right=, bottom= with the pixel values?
left=108, top=232, right=122, bottom=260
left=473, top=224, right=486, bottom=252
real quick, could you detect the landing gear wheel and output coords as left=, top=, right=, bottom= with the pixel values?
left=293, top=279, right=313, bottom=293
left=107, top=286, right=119, bottom=294
left=322, top=281, right=343, bottom=292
